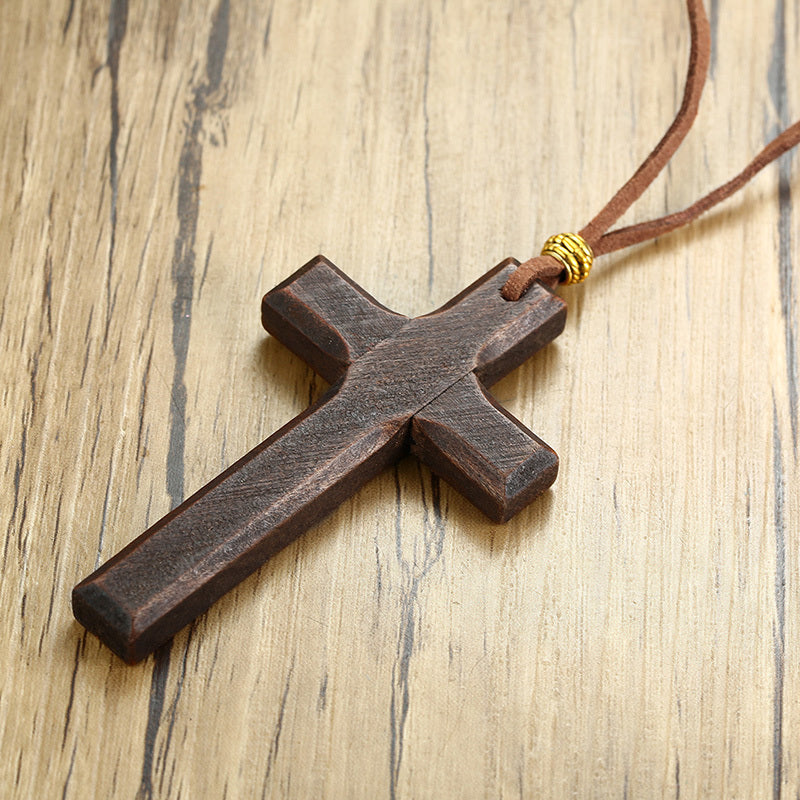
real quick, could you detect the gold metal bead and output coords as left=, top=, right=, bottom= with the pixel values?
left=540, top=232, right=594, bottom=285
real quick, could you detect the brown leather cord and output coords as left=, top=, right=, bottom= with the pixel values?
left=593, top=119, right=800, bottom=255
left=502, top=0, right=800, bottom=300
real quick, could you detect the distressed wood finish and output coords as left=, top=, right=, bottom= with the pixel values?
left=73, top=256, right=565, bottom=663
left=2, top=1, right=799, bottom=799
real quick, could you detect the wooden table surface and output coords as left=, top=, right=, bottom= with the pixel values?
left=1, top=1, right=798, bottom=797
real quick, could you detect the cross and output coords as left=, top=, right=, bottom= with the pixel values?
left=73, top=255, right=566, bottom=663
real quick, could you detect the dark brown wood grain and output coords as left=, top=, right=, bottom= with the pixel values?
left=72, top=255, right=566, bottom=663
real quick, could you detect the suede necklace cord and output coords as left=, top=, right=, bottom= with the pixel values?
left=501, top=0, right=800, bottom=301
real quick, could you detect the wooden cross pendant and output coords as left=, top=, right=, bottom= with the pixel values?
left=73, top=255, right=567, bottom=663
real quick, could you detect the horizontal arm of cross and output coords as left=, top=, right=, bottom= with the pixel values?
left=261, top=255, right=407, bottom=383
left=412, top=372, right=558, bottom=522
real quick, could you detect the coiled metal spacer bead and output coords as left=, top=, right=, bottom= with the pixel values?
left=540, top=232, right=594, bottom=285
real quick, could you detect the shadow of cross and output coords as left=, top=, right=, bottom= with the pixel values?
left=73, top=255, right=567, bottom=663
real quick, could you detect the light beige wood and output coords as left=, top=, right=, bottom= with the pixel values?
left=1, top=0, right=798, bottom=797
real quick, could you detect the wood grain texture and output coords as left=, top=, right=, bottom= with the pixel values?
left=1, top=0, right=798, bottom=797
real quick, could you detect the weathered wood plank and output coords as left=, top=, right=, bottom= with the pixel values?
left=0, top=0, right=798, bottom=798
